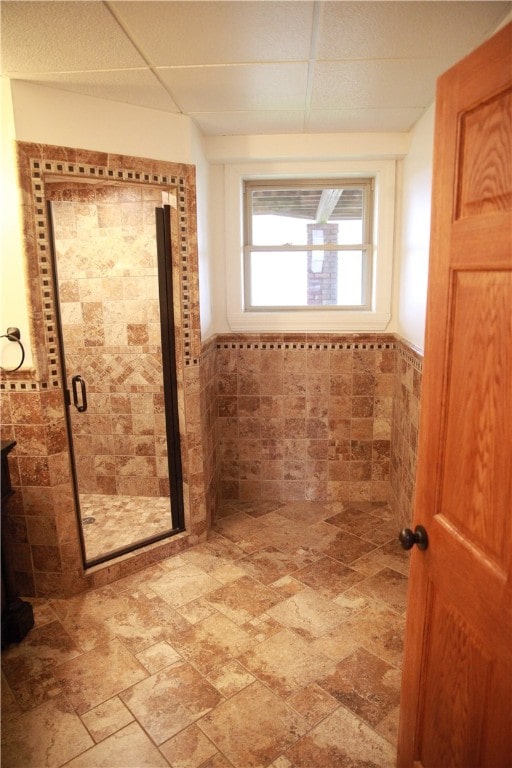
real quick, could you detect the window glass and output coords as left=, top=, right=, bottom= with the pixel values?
left=244, top=180, right=372, bottom=310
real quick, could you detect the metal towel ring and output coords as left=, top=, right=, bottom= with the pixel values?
left=0, top=328, right=25, bottom=373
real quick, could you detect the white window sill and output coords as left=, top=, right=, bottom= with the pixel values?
left=227, top=310, right=391, bottom=332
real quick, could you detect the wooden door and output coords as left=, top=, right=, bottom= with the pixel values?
left=397, top=22, right=512, bottom=768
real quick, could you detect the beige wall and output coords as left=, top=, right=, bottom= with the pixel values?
left=0, top=79, right=32, bottom=368
left=395, top=104, right=435, bottom=351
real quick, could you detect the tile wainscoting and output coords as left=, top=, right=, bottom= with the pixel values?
left=209, top=334, right=422, bottom=527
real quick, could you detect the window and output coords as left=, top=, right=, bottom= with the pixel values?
left=224, top=160, right=396, bottom=332
left=244, top=179, right=373, bottom=311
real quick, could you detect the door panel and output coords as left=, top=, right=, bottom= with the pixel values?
left=398, top=22, right=512, bottom=767
left=441, top=270, right=510, bottom=565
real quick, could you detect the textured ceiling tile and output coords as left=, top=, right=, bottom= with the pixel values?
left=307, top=107, right=425, bottom=133
left=318, top=1, right=510, bottom=61
left=12, top=69, right=180, bottom=113
left=158, top=63, right=309, bottom=113
left=113, top=0, right=315, bottom=66
left=190, top=110, right=306, bottom=136
left=0, top=1, right=146, bottom=73
left=311, top=59, right=454, bottom=110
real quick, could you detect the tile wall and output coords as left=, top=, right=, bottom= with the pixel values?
left=390, top=339, right=423, bottom=529
left=213, top=334, right=422, bottom=522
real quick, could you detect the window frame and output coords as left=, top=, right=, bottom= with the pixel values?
left=224, top=160, right=396, bottom=332
left=243, top=177, right=374, bottom=312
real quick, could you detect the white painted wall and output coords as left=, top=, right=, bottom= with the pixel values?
left=0, top=78, right=33, bottom=369
left=395, top=104, right=435, bottom=350
left=10, top=80, right=195, bottom=162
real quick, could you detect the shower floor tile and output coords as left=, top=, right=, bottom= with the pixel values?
left=2, top=499, right=406, bottom=767
left=79, top=493, right=173, bottom=561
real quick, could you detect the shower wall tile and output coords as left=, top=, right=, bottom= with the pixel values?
left=51, top=191, right=169, bottom=499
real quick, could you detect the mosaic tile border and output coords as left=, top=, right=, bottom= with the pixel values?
left=2, top=143, right=199, bottom=393
left=395, top=337, right=424, bottom=372
left=217, top=341, right=396, bottom=351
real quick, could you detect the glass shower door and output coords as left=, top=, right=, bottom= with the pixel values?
left=47, top=184, right=183, bottom=566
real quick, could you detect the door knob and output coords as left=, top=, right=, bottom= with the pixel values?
left=399, top=525, right=428, bottom=551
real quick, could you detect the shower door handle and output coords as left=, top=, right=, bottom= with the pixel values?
left=71, top=375, right=88, bottom=413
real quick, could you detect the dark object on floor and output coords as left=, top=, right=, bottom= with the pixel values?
left=1, top=440, right=34, bottom=648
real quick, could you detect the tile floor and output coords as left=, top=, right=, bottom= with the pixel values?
left=80, top=494, right=174, bottom=562
left=1, top=499, right=409, bottom=768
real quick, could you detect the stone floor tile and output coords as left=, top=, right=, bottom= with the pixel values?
left=49, top=587, right=132, bottom=651
left=318, top=647, right=401, bottom=726
left=160, top=723, right=218, bottom=768
left=205, top=575, right=282, bottom=625
left=80, top=696, right=134, bottom=742
left=286, top=682, right=339, bottom=726
left=135, top=640, right=182, bottom=674
left=146, top=562, right=223, bottom=607
left=54, top=638, right=147, bottom=715
left=285, top=704, right=395, bottom=767
left=120, top=661, right=222, bottom=745
left=102, top=591, right=191, bottom=654
left=319, top=529, right=377, bottom=563
left=238, top=547, right=313, bottom=585
left=325, top=506, right=397, bottom=545
left=0, top=672, right=22, bottom=721
left=213, top=512, right=268, bottom=553
left=0, top=694, right=94, bottom=768
left=314, top=596, right=405, bottom=668
left=376, top=704, right=401, bottom=746
left=205, top=659, right=256, bottom=697
left=199, top=681, right=309, bottom=768
left=172, top=612, right=255, bottom=672
left=1, top=500, right=406, bottom=768
left=180, top=538, right=245, bottom=573
left=65, top=721, right=170, bottom=767
left=357, top=567, right=409, bottom=614
left=2, top=620, right=81, bottom=685
left=292, top=557, right=365, bottom=598
left=269, top=500, right=331, bottom=524
left=266, top=588, right=348, bottom=639
left=239, top=628, right=335, bottom=697
left=8, top=668, right=62, bottom=711
left=175, top=596, right=217, bottom=624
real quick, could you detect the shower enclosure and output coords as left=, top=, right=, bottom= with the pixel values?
left=47, top=180, right=184, bottom=566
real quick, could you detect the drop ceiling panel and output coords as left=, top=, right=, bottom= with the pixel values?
left=13, top=69, right=180, bottom=113
left=0, top=1, right=146, bottom=73
left=191, top=110, right=306, bottom=136
left=311, top=58, right=454, bottom=110
left=158, top=63, right=309, bottom=112
left=307, top=107, right=425, bottom=133
left=112, top=1, right=315, bottom=66
left=318, top=1, right=510, bottom=60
